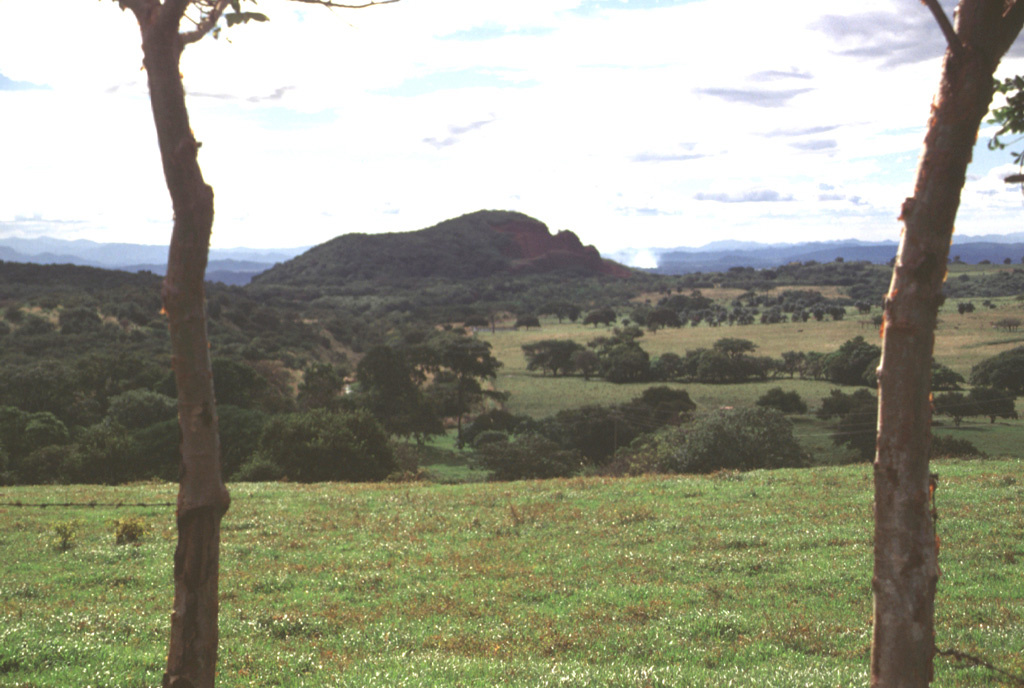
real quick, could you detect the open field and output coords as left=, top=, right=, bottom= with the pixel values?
left=1, top=460, right=1022, bottom=687
left=476, top=295, right=1024, bottom=463
left=484, top=296, right=1024, bottom=400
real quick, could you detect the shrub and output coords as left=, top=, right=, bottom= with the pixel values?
left=818, top=388, right=878, bottom=460
left=106, top=390, right=177, bottom=430
left=822, top=336, right=880, bottom=387
left=113, top=517, right=147, bottom=545
left=51, top=520, right=81, bottom=552
left=460, top=409, right=535, bottom=447
left=472, top=430, right=509, bottom=448
left=756, top=387, right=808, bottom=414
left=234, top=452, right=286, bottom=482
left=619, top=407, right=809, bottom=475
left=930, top=434, right=986, bottom=459
left=474, top=433, right=583, bottom=481
left=257, top=409, right=394, bottom=482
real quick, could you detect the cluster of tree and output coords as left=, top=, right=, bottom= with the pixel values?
left=657, top=260, right=893, bottom=302
left=0, top=304, right=504, bottom=484
left=622, top=288, right=856, bottom=331
left=610, top=407, right=809, bottom=476
left=933, top=388, right=1017, bottom=426
left=943, top=268, right=1024, bottom=298
left=521, top=333, right=939, bottom=390
left=815, top=382, right=1006, bottom=462
left=465, top=386, right=697, bottom=479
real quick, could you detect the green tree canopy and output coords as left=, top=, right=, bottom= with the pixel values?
left=970, top=346, right=1024, bottom=394
left=257, top=409, right=394, bottom=483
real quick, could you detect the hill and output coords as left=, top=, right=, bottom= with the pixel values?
left=249, top=210, right=633, bottom=288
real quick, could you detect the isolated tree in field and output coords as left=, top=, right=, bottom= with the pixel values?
left=521, top=339, right=584, bottom=376
left=105, top=0, right=395, bottom=685
left=992, top=316, right=1022, bottom=331
left=873, top=2, right=1024, bottom=685
left=583, top=306, right=617, bottom=327
left=514, top=314, right=541, bottom=330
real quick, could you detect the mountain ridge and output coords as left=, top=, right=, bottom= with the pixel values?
left=4, top=215, right=1024, bottom=280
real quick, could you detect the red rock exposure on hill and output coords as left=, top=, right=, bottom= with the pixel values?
left=491, top=218, right=632, bottom=277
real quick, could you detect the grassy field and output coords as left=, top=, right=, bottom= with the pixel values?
left=1, top=460, right=1022, bottom=687
left=483, top=295, right=1024, bottom=419
left=476, top=295, right=1024, bottom=463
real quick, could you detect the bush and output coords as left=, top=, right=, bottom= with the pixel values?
left=756, top=388, right=808, bottom=414
left=460, top=409, right=535, bottom=447
left=257, top=409, right=394, bottom=482
left=930, top=434, right=986, bottom=459
left=51, top=520, right=81, bottom=552
left=818, top=388, right=878, bottom=460
left=472, top=430, right=509, bottom=448
left=474, top=433, right=583, bottom=481
left=618, top=407, right=808, bottom=475
left=822, top=336, right=880, bottom=387
left=234, top=452, right=286, bottom=482
left=112, top=517, right=147, bottom=545
left=970, top=346, right=1024, bottom=394
left=106, top=390, right=177, bottom=430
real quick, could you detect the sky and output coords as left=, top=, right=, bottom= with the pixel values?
left=2, top=0, right=1024, bottom=264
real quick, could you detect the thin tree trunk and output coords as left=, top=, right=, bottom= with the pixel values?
left=871, top=3, right=1023, bottom=686
left=129, top=4, right=231, bottom=687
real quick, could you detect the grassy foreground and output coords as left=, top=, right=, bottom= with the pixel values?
left=1, top=460, right=1022, bottom=687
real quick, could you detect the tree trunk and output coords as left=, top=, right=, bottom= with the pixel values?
left=871, top=3, right=1023, bottom=686
left=131, top=5, right=231, bottom=687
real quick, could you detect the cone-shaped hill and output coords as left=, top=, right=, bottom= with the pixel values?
left=250, top=210, right=632, bottom=288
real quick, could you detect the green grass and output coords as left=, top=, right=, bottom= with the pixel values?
left=2, top=461, right=1022, bottom=686
left=477, top=299, right=1024, bottom=464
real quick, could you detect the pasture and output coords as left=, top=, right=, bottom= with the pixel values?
left=477, top=291, right=1024, bottom=463
left=1, top=460, right=1022, bottom=687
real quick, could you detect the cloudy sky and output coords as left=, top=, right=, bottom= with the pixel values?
left=2, top=0, right=1024, bottom=262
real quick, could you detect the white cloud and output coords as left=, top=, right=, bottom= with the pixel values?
left=2, top=0, right=1024, bottom=251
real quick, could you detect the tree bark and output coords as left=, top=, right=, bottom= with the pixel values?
left=871, top=2, right=1023, bottom=686
left=127, top=3, right=231, bottom=687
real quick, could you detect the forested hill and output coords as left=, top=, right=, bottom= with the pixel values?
left=250, top=210, right=633, bottom=288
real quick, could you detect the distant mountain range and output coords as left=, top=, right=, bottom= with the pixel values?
left=4, top=221, right=1024, bottom=283
left=0, top=236, right=307, bottom=286
left=609, top=232, right=1024, bottom=273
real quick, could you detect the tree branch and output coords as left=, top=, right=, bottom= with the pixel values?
left=924, top=0, right=966, bottom=58
left=288, top=0, right=401, bottom=8
left=180, top=0, right=232, bottom=44
left=119, top=0, right=159, bottom=27
left=997, top=0, right=1024, bottom=56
